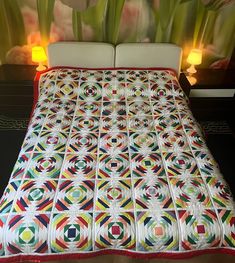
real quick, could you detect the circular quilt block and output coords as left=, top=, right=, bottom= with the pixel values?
left=98, top=154, right=130, bottom=179
left=129, top=132, right=159, bottom=153
left=99, top=133, right=128, bottom=154
left=79, top=82, right=102, bottom=101
left=101, top=116, right=127, bottom=132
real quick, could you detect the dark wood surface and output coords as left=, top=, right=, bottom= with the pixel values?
left=0, top=64, right=36, bottom=117
left=0, top=64, right=36, bottom=83
left=188, top=68, right=235, bottom=120
left=190, top=68, right=235, bottom=89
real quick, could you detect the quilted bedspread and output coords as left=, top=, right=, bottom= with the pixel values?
left=0, top=68, right=234, bottom=261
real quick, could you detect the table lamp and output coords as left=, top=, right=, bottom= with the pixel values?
left=32, top=46, right=47, bottom=71
left=186, top=49, right=202, bottom=85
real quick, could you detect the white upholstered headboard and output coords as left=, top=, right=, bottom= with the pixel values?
left=47, top=42, right=182, bottom=77
left=47, top=42, right=115, bottom=68
left=115, top=43, right=182, bottom=77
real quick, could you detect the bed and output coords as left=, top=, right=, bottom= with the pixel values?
left=0, top=42, right=234, bottom=263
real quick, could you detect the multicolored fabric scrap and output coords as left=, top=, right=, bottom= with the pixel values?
left=0, top=68, right=234, bottom=262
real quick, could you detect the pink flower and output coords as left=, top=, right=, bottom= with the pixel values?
left=54, top=0, right=94, bottom=40
left=120, top=1, right=140, bottom=30
left=50, top=23, right=65, bottom=42
left=21, top=6, right=39, bottom=35
left=54, top=0, right=74, bottom=40
left=82, top=23, right=94, bottom=41
left=141, top=38, right=150, bottom=43
left=27, top=23, right=64, bottom=46
left=6, top=45, right=34, bottom=65
left=27, top=32, right=41, bottom=45
left=210, top=58, right=229, bottom=69
left=152, top=0, right=160, bottom=10
left=119, top=0, right=150, bottom=42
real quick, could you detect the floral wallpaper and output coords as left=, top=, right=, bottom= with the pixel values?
left=0, top=0, right=235, bottom=69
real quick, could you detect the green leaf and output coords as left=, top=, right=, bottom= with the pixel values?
left=3, top=0, right=25, bottom=46
left=104, top=0, right=125, bottom=44
left=154, top=0, right=181, bottom=42
left=213, top=4, right=235, bottom=57
left=81, top=0, right=107, bottom=41
left=0, top=1, right=11, bottom=62
left=180, top=0, right=193, bottom=3
left=172, top=0, right=198, bottom=43
left=200, top=10, right=217, bottom=46
left=72, top=10, right=82, bottom=41
left=193, top=0, right=206, bottom=47
left=37, top=0, right=55, bottom=45
left=0, top=0, right=25, bottom=63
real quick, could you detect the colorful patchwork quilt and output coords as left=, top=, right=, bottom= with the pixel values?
left=0, top=68, right=234, bottom=262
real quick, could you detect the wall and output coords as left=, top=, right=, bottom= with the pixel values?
left=0, top=0, right=235, bottom=69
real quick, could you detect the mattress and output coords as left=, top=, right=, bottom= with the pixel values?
left=0, top=67, right=234, bottom=262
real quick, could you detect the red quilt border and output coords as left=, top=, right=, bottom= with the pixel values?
left=35, top=66, right=178, bottom=75
left=0, top=248, right=234, bottom=263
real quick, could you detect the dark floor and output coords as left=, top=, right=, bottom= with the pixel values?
left=206, top=134, right=235, bottom=195
left=0, top=130, right=26, bottom=196
left=0, top=119, right=235, bottom=197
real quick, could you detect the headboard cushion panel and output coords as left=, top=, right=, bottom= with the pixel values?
left=47, top=42, right=115, bottom=68
left=115, top=43, right=182, bottom=76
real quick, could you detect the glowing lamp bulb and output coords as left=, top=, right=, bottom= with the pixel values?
left=32, top=46, right=47, bottom=71
left=186, top=49, right=202, bottom=74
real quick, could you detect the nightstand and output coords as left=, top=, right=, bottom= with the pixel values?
left=189, top=69, right=235, bottom=97
left=187, top=69, right=235, bottom=120
left=0, top=64, right=36, bottom=117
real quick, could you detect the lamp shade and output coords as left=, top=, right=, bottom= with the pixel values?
left=187, top=49, right=202, bottom=65
left=32, top=46, right=47, bottom=62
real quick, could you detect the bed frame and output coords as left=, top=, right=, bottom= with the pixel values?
left=115, top=43, right=182, bottom=77
left=47, top=42, right=115, bottom=68
left=47, top=42, right=182, bottom=77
